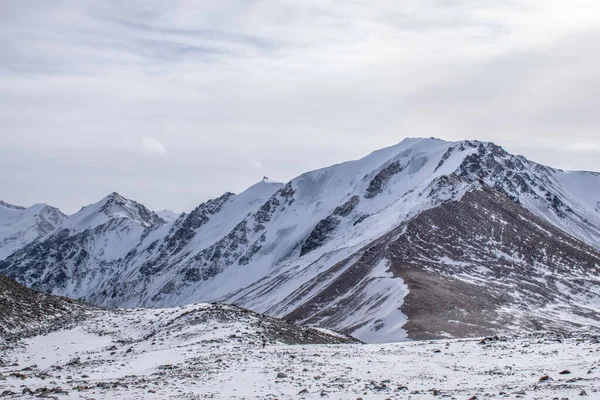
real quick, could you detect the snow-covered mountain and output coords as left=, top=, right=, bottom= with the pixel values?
left=156, top=209, right=181, bottom=222
left=2, top=138, right=600, bottom=343
left=0, top=201, right=67, bottom=260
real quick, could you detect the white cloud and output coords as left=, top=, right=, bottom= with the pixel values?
left=141, top=137, right=167, bottom=155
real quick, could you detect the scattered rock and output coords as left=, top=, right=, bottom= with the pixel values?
left=560, top=369, right=571, bottom=375
left=66, top=357, right=80, bottom=366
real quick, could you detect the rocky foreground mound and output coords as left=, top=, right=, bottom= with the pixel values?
left=0, top=275, right=90, bottom=339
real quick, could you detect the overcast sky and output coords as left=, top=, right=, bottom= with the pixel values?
left=1, top=0, right=600, bottom=214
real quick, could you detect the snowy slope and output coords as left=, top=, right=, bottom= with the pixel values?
left=1, top=314, right=598, bottom=400
left=0, top=201, right=67, bottom=260
left=2, top=138, right=600, bottom=343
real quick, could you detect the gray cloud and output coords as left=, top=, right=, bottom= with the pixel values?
left=1, top=0, right=600, bottom=213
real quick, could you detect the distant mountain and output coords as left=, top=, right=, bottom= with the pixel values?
left=157, top=210, right=181, bottom=222
left=1, top=138, right=600, bottom=342
left=0, top=201, right=67, bottom=260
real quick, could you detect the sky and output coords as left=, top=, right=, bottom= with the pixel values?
left=1, top=0, right=600, bottom=214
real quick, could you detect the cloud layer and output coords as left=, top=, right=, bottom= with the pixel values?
left=1, top=0, right=600, bottom=212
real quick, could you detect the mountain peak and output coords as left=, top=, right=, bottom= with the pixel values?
left=260, top=176, right=283, bottom=185
left=0, top=201, right=67, bottom=260
left=3, top=139, right=600, bottom=343
left=63, top=193, right=165, bottom=233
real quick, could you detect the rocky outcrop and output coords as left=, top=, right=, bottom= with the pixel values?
left=300, top=196, right=360, bottom=256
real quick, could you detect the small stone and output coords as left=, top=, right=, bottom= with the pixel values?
left=66, top=357, right=80, bottom=366
left=276, top=372, right=287, bottom=379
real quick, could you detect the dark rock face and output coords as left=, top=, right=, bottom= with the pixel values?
left=300, top=196, right=360, bottom=256
left=162, top=192, right=234, bottom=256
left=255, top=183, right=296, bottom=228
left=300, top=216, right=340, bottom=257
left=457, top=142, right=552, bottom=204
left=333, top=195, right=360, bottom=217
left=365, top=161, right=407, bottom=199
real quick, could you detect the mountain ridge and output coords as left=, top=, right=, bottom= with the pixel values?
left=1, top=137, right=600, bottom=342
left=0, top=201, right=68, bottom=260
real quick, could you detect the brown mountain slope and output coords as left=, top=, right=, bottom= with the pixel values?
left=284, top=186, right=600, bottom=339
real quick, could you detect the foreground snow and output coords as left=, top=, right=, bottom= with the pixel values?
left=1, top=306, right=598, bottom=399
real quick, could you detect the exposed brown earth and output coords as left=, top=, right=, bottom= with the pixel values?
left=283, top=185, right=600, bottom=339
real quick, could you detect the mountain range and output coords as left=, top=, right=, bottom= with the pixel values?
left=1, top=137, right=600, bottom=342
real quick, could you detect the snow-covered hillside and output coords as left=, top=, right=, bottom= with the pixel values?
left=1, top=315, right=598, bottom=399
left=0, top=201, right=67, bottom=260
left=2, top=138, right=600, bottom=342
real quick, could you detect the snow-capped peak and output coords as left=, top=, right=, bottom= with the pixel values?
left=3, top=137, right=600, bottom=344
left=0, top=201, right=67, bottom=260
left=62, top=192, right=165, bottom=233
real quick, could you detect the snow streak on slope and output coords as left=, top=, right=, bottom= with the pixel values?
left=2, top=138, right=600, bottom=343
left=0, top=201, right=67, bottom=260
